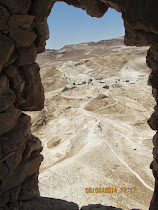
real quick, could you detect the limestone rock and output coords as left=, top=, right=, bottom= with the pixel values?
left=16, top=45, right=37, bottom=66
left=0, top=154, right=43, bottom=193
left=19, top=63, right=44, bottom=111
left=0, top=33, right=14, bottom=71
left=9, top=15, right=35, bottom=30
left=0, top=0, right=31, bottom=15
left=19, top=197, right=79, bottom=210
left=0, top=105, right=21, bottom=136
left=9, top=29, right=36, bottom=47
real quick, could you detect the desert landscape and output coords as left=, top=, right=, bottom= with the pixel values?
left=27, top=37, right=155, bottom=210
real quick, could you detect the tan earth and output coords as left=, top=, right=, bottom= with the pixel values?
left=27, top=37, right=156, bottom=210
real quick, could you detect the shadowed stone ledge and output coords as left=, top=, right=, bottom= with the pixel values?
left=19, top=197, right=126, bottom=210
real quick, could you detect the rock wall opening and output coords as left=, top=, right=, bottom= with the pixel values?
left=0, top=0, right=158, bottom=210
left=45, top=2, right=124, bottom=49
left=35, top=3, right=154, bottom=209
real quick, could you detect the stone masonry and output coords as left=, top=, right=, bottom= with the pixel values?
left=0, top=0, right=158, bottom=209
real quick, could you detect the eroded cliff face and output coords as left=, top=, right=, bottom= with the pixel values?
left=0, top=0, right=158, bottom=209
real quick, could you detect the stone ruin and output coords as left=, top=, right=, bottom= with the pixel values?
left=0, top=0, right=158, bottom=209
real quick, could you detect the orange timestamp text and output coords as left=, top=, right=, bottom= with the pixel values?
left=85, top=187, right=136, bottom=194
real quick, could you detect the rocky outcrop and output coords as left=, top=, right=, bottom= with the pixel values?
left=0, top=0, right=157, bottom=209
left=20, top=197, right=79, bottom=210
left=147, top=45, right=158, bottom=210
left=0, top=2, right=44, bottom=208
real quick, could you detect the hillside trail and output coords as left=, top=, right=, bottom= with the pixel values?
left=35, top=42, right=155, bottom=209
left=39, top=61, right=154, bottom=192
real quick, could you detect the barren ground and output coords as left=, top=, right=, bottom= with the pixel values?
left=28, top=37, right=155, bottom=209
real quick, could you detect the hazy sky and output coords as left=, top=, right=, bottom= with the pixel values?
left=46, top=2, right=125, bottom=49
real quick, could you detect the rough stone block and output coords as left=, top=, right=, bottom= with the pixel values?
left=123, top=0, right=158, bottom=35
left=152, top=160, right=158, bottom=176
left=0, top=94, right=15, bottom=112
left=0, top=5, right=9, bottom=32
left=0, top=162, right=9, bottom=179
left=148, top=111, right=158, bottom=130
left=4, top=65, right=22, bottom=89
left=3, top=50, right=18, bottom=69
left=81, top=0, right=109, bottom=18
left=0, top=33, right=14, bottom=71
left=0, top=0, right=31, bottom=15
left=0, top=105, right=21, bottom=136
left=19, top=63, right=44, bottom=111
left=101, top=0, right=124, bottom=12
left=34, top=18, right=49, bottom=53
left=0, top=191, right=9, bottom=208
left=23, top=136, right=42, bottom=160
left=146, top=48, right=158, bottom=72
left=152, top=88, right=158, bottom=103
left=16, top=45, right=37, bottom=66
left=9, top=29, right=36, bottom=47
left=5, top=144, right=25, bottom=172
left=153, top=133, right=158, bottom=148
left=0, top=154, right=43, bottom=193
left=149, top=72, right=158, bottom=89
left=3, top=65, right=26, bottom=107
left=19, top=197, right=79, bottom=210
left=18, top=173, right=39, bottom=201
left=0, top=113, right=31, bottom=157
left=29, top=0, right=55, bottom=18
left=81, top=204, right=123, bottom=210
left=9, top=185, right=21, bottom=203
left=0, top=74, right=16, bottom=112
left=124, top=22, right=158, bottom=46
left=9, top=15, right=35, bottom=29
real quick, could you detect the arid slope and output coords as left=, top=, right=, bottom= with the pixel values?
left=29, top=37, right=155, bottom=210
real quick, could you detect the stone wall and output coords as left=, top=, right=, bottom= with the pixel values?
left=0, top=0, right=158, bottom=209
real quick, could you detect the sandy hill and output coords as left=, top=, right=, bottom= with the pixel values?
left=27, top=37, right=155, bottom=210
